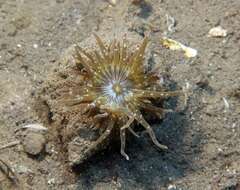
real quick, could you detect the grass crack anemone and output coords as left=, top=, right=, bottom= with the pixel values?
left=67, top=35, right=181, bottom=160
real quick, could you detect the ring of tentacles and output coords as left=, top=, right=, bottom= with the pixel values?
left=62, top=35, right=181, bottom=160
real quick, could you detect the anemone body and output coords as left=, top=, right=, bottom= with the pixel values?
left=70, top=35, right=179, bottom=160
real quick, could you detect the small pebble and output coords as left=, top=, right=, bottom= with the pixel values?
left=23, top=132, right=46, bottom=156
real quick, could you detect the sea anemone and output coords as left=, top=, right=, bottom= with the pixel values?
left=62, top=35, right=181, bottom=160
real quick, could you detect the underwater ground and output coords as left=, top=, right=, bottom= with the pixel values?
left=0, top=0, right=240, bottom=189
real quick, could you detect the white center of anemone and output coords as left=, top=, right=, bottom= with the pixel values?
left=102, top=79, right=131, bottom=106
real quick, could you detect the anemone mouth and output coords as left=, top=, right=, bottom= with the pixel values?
left=95, top=62, right=134, bottom=109
left=101, top=78, right=133, bottom=108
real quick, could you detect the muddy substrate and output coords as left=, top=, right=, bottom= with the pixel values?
left=0, top=0, right=240, bottom=189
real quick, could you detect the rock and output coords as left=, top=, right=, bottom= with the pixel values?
left=22, top=132, right=46, bottom=156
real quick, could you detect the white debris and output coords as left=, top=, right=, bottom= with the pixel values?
left=223, top=97, right=230, bottom=110
left=168, top=184, right=177, bottom=190
left=232, top=123, right=236, bottom=129
left=208, top=26, right=227, bottom=37
left=33, top=44, right=38, bottom=49
left=108, top=0, right=117, bottom=5
left=162, top=38, right=198, bottom=58
left=217, top=147, right=223, bottom=153
left=184, top=46, right=198, bottom=58
left=48, top=178, right=56, bottom=185
left=166, top=14, right=176, bottom=33
left=185, top=82, right=190, bottom=89
left=19, top=123, right=48, bottom=132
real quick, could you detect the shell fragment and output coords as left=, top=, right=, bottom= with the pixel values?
left=20, top=124, right=48, bottom=132
left=162, top=38, right=198, bottom=58
left=208, top=26, right=227, bottom=37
